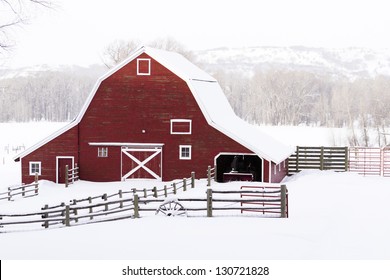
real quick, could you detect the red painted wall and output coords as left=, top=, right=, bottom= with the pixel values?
left=78, top=53, right=252, bottom=182
left=20, top=52, right=288, bottom=184
left=21, top=126, right=79, bottom=184
left=270, top=160, right=288, bottom=183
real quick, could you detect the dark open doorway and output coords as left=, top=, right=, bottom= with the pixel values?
left=215, top=154, right=262, bottom=182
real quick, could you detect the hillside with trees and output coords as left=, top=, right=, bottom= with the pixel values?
left=1, top=43, right=390, bottom=146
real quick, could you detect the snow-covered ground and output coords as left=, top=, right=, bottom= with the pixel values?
left=1, top=122, right=390, bottom=261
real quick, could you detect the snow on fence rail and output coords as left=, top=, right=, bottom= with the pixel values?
left=0, top=174, right=39, bottom=202
left=0, top=172, right=197, bottom=230
left=0, top=174, right=288, bottom=232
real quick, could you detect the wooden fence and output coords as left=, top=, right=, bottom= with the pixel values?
left=288, top=146, right=348, bottom=174
left=0, top=172, right=197, bottom=230
left=0, top=174, right=288, bottom=231
left=65, top=164, right=79, bottom=188
left=207, top=165, right=216, bottom=186
left=0, top=174, right=39, bottom=202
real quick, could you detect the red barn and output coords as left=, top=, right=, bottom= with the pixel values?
left=15, top=47, right=293, bottom=184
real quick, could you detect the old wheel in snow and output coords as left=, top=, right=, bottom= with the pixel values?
left=156, top=201, right=187, bottom=217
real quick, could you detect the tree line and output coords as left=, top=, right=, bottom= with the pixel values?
left=1, top=39, right=390, bottom=146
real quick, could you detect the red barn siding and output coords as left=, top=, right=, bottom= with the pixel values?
left=78, top=54, right=251, bottom=181
left=270, top=160, right=288, bottom=183
left=17, top=50, right=289, bottom=184
left=21, top=126, right=79, bottom=184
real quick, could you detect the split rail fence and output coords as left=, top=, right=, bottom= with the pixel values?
left=65, top=164, right=79, bottom=188
left=0, top=174, right=288, bottom=231
left=0, top=174, right=39, bottom=202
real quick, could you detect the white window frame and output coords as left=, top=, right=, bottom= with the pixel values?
left=170, top=119, right=192, bottom=135
left=98, top=147, right=108, bottom=157
left=137, top=58, right=151, bottom=75
left=179, top=145, right=192, bottom=160
left=29, top=161, right=41, bottom=175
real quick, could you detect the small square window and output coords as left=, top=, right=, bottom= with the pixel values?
left=98, top=147, right=108, bottom=157
left=137, top=58, right=151, bottom=75
left=179, top=145, right=191, bottom=160
left=29, top=161, right=41, bottom=175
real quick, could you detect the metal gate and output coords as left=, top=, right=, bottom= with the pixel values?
left=348, top=147, right=390, bottom=176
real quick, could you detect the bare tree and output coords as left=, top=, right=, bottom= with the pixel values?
left=0, top=0, right=53, bottom=51
left=101, top=37, right=196, bottom=68
left=101, top=39, right=140, bottom=68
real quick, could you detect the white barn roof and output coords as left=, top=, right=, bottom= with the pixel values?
left=15, top=46, right=294, bottom=163
left=141, top=47, right=294, bottom=163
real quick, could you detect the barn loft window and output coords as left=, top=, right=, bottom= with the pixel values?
left=137, top=58, right=151, bottom=75
left=179, top=145, right=192, bottom=160
left=29, top=161, right=41, bottom=175
left=98, top=147, right=108, bottom=157
left=170, top=119, right=192, bottom=135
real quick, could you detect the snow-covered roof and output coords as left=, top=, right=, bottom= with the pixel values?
left=15, top=46, right=294, bottom=163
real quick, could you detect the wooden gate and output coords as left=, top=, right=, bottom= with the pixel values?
left=121, top=146, right=162, bottom=181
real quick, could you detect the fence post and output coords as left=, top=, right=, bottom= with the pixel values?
left=22, top=185, right=25, bottom=197
left=153, top=186, right=157, bottom=198
left=183, top=178, right=187, bottom=192
left=65, top=205, right=70, bottom=226
left=35, top=172, right=39, bottom=194
left=65, top=165, right=69, bottom=188
left=207, top=165, right=211, bottom=187
left=42, top=204, right=49, bottom=228
left=280, top=184, right=287, bottom=218
left=72, top=199, right=78, bottom=223
left=7, top=187, right=11, bottom=201
left=119, top=189, right=123, bottom=208
left=320, top=146, right=324, bottom=170
left=103, top=193, right=108, bottom=211
left=133, top=194, right=139, bottom=218
left=207, top=188, right=213, bottom=217
left=164, top=185, right=167, bottom=197
left=191, top=172, right=195, bottom=188
left=296, top=146, right=300, bottom=172
left=344, top=146, right=349, bottom=171
left=88, top=197, right=93, bottom=220
left=143, top=188, right=147, bottom=198
left=173, top=182, right=177, bottom=195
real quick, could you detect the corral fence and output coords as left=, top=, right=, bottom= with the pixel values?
left=0, top=173, right=288, bottom=231
left=288, top=145, right=390, bottom=177
left=348, top=146, right=390, bottom=177
left=0, top=173, right=39, bottom=202
left=207, top=165, right=216, bottom=186
left=288, top=146, right=348, bottom=175
left=0, top=172, right=197, bottom=230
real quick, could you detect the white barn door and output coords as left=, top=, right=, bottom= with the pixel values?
left=121, top=147, right=162, bottom=181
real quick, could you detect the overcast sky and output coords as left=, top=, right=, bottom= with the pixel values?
left=4, top=0, right=390, bottom=67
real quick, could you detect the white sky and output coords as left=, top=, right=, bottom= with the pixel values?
left=4, top=0, right=390, bottom=67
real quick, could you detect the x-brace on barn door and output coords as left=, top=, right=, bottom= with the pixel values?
left=121, top=146, right=162, bottom=181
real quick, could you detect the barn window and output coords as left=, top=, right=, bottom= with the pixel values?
left=170, top=119, right=192, bottom=135
left=98, top=147, right=108, bottom=157
left=137, top=58, right=151, bottom=75
left=29, top=161, right=41, bottom=175
left=179, top=145, right=191, bottom=160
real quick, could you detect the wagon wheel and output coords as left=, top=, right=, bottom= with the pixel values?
left=156, top=201, right=187, bottom=217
